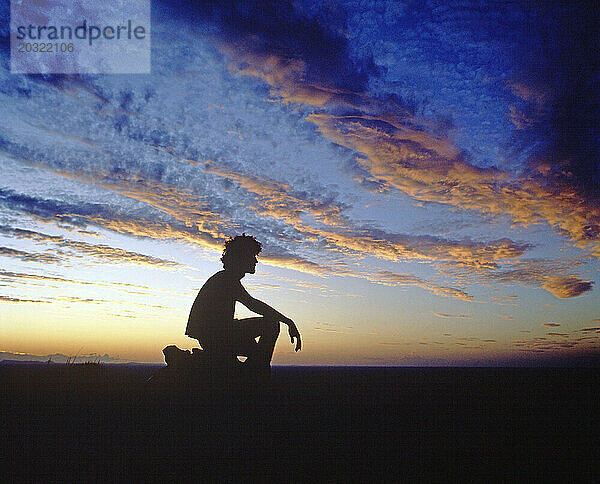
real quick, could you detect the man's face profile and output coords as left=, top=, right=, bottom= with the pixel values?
left=243, top=254, right=258, bottom=274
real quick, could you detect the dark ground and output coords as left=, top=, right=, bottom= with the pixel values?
left=1, top=363, right=598, bottom=482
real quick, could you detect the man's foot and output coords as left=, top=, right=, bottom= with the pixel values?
left=163, top=345, right=191, bottom=368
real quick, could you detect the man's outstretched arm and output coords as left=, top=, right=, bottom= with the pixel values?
left=238, top=291, right=301, bottom=351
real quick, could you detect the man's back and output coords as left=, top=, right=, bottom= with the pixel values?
left=185, top=270, right=245, bottom=340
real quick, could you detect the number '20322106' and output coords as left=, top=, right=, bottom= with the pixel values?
left=17, top=42, right=74, bottom=53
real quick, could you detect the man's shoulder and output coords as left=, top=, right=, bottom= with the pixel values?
left=206, top=270, right=227, bottom=282
left=203, top=270, right=242, bottom=288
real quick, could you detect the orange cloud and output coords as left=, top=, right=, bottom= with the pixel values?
left=97, top=179, right=231, bottom=240
left=12, top=158, right=233, bottom=248
left=307, top=113, right=600, bottom=258
left=542, top=276, right=594, bottom=299
left=204, top=163, right=347, bottom=226
left=0, top=157, right=232, bottom=259
left=367, top=270, right=473, bottom=301
left=440, top=258, right=593, bottom=299
left=222, top=44, right=364, bottom=109
left=258, top=253, right=331, bottom=276
left=206, top=165, right=530, bottom=268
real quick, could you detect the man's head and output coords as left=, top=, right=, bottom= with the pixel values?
left=221, top=234, right=262, bottom=274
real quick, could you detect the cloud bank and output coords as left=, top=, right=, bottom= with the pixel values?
left=0, top=0, right=596, bottom=310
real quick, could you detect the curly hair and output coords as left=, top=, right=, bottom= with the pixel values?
left=221, top=233, right=262, bottom=270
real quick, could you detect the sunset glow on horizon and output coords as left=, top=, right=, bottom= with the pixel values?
left=1, top=1, right=599, bottom=365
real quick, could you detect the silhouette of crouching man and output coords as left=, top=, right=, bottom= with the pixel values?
left=185, top=234, right=301, bottom=374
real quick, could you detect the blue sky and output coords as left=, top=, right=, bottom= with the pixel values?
left=0, top=0, right=598, bottom=364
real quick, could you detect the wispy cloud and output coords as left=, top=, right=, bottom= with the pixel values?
left=541, top=322, right=560, bottom=328
left=0, top=225, right=181, bottom=267
left=439, top=258, right=594, bottom=299
left=0, top=184, right=225, bottom=255
left=0, top=269, right=184, bottom=299
left=367, top=270, right=473, bottom=301
left=0, top=246, right=62, bottom=263
left=6, top=180, right=484, bottom=292
left=490, top=295, right=519, bottom=306
left=0, top=295, right=50, bottom=304
left=511, top=327, right=600, bottom=353
left=313, top=326, right=346, bottom=334
left=0, top=270, right=78, bottom=285
left=0, top=183, right=337, bottom=277
left=497, top=314, right=513, bottom=320
left=433, top=313, right=472, bottom=319
left=204, top=162, right=348, bottom=227
left=207, top=164, right=531, bottom=268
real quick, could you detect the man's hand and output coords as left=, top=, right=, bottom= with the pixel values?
left=287, top=321, right=302, bottom=351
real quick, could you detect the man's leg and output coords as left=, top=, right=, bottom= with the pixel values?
left=194, top=333, right=237, bottom=370
left=235, top=317, right=280, bottom=369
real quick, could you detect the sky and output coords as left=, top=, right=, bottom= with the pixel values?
left=0, top=0, right=599, bottom=365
